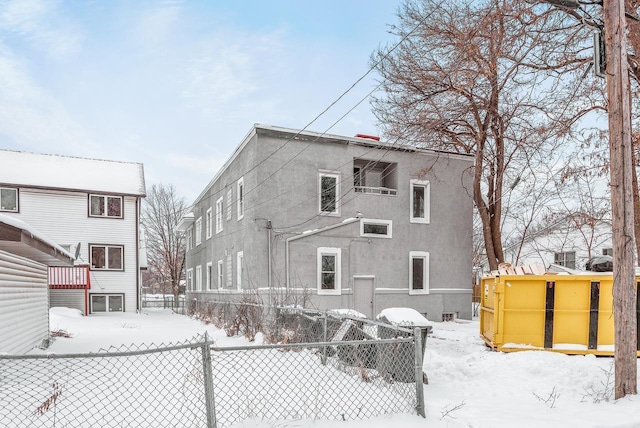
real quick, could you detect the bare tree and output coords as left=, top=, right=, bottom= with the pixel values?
left=142, top=184, right=187, bottom=299
left=372, top=0, right=599, bottom=271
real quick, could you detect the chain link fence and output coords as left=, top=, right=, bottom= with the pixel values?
left=0, top=309, right=426, bottom=427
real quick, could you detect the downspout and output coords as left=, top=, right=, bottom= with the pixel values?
left=285, top=216, right=361, bottom=289
left=136, top=197, right=141, bottom=313
left=267, top=220, right=272, bottom=290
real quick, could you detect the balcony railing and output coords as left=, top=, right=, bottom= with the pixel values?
left=354, top=186, right=398, bottom=196
left=49, top=266, right=91, bottom=290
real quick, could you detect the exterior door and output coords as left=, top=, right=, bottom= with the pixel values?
left=353, top=276, right=375, bottom=319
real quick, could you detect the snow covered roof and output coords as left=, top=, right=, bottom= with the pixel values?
left=0, top=214, right=74, bottom=266
left=0, top=150, right=146, bottom=196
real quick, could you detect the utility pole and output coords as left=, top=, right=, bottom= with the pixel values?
left=603, top=0, right=637, bottom=399
left=542, top=0, right=637, bottom=398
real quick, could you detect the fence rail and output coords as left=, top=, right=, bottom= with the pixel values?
left=1, top=316, right=426, bottom=427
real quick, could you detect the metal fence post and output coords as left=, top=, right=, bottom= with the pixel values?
left=201, top=332, right=217, bottom=428
left=322, top=312, right=328, bottom=365
left=414, top=327, right=425, bottom=418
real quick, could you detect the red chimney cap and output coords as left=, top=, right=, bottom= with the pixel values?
left=355, top=134, right=381, bottom=141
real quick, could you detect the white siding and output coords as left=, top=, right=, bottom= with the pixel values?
left=0, top=249, right=49, bottom=354
left=4, top=188, right=140, bottom=312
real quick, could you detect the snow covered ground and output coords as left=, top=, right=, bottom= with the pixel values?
left=38, top=308, right=640, bottom=428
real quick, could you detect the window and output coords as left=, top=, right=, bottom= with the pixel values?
left=90, top=245, right=124, bottom=270
left=195, top=217, right=203, bottom=245
left=217, top=260, right=223, bottom=288
left=90, top=294, right=124, bottom=313
left=195, top=265, right=202, bottom=291
left=206, top=262, right=213, bottom=290
left=554, top=251, right=576, bottom=269
left=89, top=194, right=123, bottom=218
left=319, top=172, right=340, bottom=216
left=602, top=248, right=613, bottom=256
left=0, top=187, right=18, bottom=212
left=186, top=227, right=193, bottom=250
left=410, top=179, right=430, bottom=224
left=360, top=219, right=392, bottom=238
left=226, top=253, right=232, bottom=288
left=353, top=159, right=397, bottom=195
left=237, top=251, right=244, bottom=291
left=216, top=197, right=224, bottom=233
left=442, top=312, right=456, bottom=322
left=206, top=208, right=213, bottom=239
left=187, top=268, right=193, bottom=291
left=237, top=177, right=245, bottom=220
left=409, top=251, right=429, bottom=295
left=317, top=247, right=341, bottom=295
left=226, top=187, right=233, bottom=221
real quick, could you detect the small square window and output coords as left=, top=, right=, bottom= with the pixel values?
left=0, top=187, right=18, bottom=212
left=89, top=195, right=123, bottom=219
left=554, top=251, right=576, bottom=269
left=90, top=245, right=124, bottom=271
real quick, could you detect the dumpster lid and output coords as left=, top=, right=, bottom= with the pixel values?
left=376, top=308, right=432, bottom=327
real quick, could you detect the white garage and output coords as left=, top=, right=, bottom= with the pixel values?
left=0, top=215, right=73, bottom=354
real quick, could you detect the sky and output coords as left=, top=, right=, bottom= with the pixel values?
left=0, top=0, right=403, bottom=202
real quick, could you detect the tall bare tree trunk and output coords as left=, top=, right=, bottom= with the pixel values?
left=604, top=0, right=638, bottom=399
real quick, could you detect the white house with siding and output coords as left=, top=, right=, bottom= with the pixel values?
left=0, top=150, right=146, bottom=314
left=0, top=214, right=74, bottom=354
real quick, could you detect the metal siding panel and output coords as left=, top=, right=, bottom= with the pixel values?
left=49, top=289, right=86, bottom=312
left=0, top=250, right=49, bottom=354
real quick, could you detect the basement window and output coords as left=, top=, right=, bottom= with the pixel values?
left=360, top=219, right=392, bottom=238
left=442, top=312, right=456, bottom=322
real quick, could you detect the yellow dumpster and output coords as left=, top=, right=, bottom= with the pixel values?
left=480, top=273, right=640, bottom=355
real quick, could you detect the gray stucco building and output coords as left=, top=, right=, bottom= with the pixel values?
left=179, top=124, right=474, bottom=321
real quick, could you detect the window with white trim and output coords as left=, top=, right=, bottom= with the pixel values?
left=90, top=294, right=124, bottom=313
left=226, top=187, right=233, bottom=221
left=410, top=179, right=430, bottom=224
left=360, top=219, right=392, bottom=238
left=0, top=187, right=18, bottom=212
left=554, top=251, right=576, bottom=269
left=409, top=251, right=429, bottom=294
left=237, top=177, right=245, bottom=220
left=90, top=245, right=124, bottom=270
left=206, top=262, right=213, bottom=290
left=186, top=268, right=193, bottom=291
left=317, top=247, right=341, bottom=295
left=89, top=194, right=123, bottom=218
left=602, top=248, right=613, bottom=256
left=186, top=227, right=193, bottom=250
left=319, top=172, right=340, bottom=216
left=236, top=251, right=244, bottom=291
left=195, top=217, right=202, bottom=245
left=226, top=253, right=232, bottom=288
left=195, top=265, right=202, bottom=291
left=206, top=208, right=213, bottom=239
left=216, top=197, right=224, bottom=233
left=217, top=260, right=223, bottom=288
